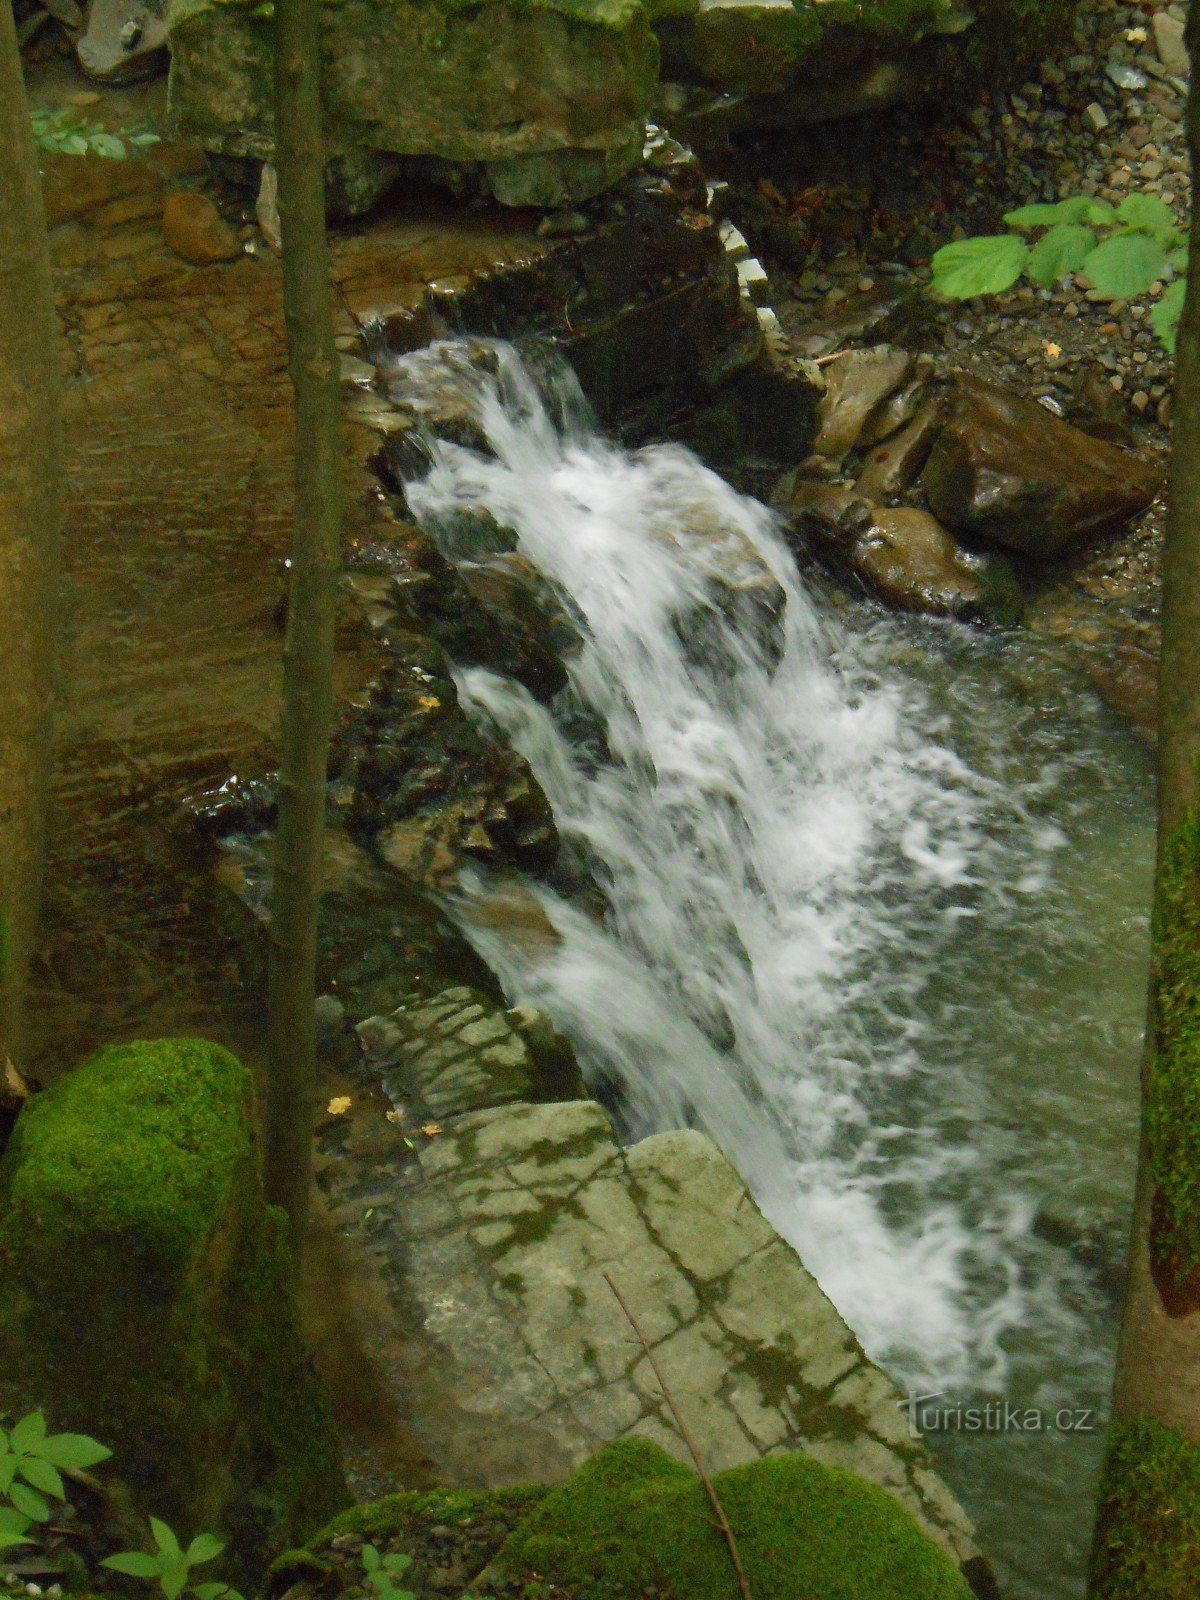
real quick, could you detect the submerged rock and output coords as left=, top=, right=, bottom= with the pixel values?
left=167, top=0, right=657, bottom=207
left=921, top=376, right=1163, bottom=559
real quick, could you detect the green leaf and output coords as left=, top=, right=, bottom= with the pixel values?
left=382, top=1555, right=413, bottom=1575
left=930, top=234, right=1029, bottom=299
left=151, top=1517, right=184, bottom=1561
left=1151, top=279, right=1186, bottom=353
left=0, top=1506, right=31, bottom=1537
left=103, top=1552, right=165, bottom=1579
left=18, top=1456, right=64, bottom=1500
left=185, top=1533, right=224, bottom=1567
left=1004, top=196, right=1112, bottom=228
left=0, top=1453, right=17, bottom=1493
left=1169, top=245, right=1189, bottom=271
left=9, top=1482, right=50, bottom=1522
left=1026, top=223, right=1096, bottom=286
left=63, top=134, right=88, bottom=156
left=162, top=1556, right=190, bottom=1600
left=9, top=1415, right=47, bottom=1455
left=91, top=133, right=128, bottom=159
left=362, top=1544, right=382, bottom=1572
left=191, top=1583, right=232, bottom=1600
left=1115, top=192, right=1178, bottom=235
left=0, top=1531, right=34, bottom=1552
left=35, top=1431, right=112, bottom=1471
left=1081, top=231, right=1168, bottom=298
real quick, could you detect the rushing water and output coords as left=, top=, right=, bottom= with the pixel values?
left=391, top=342, right=1151, bottom=1599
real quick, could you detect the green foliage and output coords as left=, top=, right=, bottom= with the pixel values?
left=30, top=107, right=160, bottom=160
left=1091, top=1414, right=1200, bottom=1598
left=931, top=189, right=1189, bottom=351
left=0, top=1412, right=110, bottom=1549
left=102, top=1518, right=244, bottom=1600
left=361, top=1545, right=415, bottom=1600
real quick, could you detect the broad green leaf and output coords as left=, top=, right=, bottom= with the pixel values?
left=930, top=235, right=1029, bottom=299
left=1115, top=192, right=1177, bottom=234
left=0, top=1453, right=17, bottom=1493
left=163, top=1556, right=190, bottom=1600
left=362, top=1544, right=382, bottom=1572
left=103, top=1552, right=164, bottom=1579
left=1081, top=231, right=1168, bottom=298
left=1027, top=223, right=1096, bottom=286
left=1169, top=245, right=1189, bottom=271
left=18, top=1456, right=64, bottom=1500
left=9, top=1482, right=50, bottom=1522
left=36, top=1431, right=112, bottom=1471
left=9, top=1415, right=47, bottom=1455
left=1151, top=279, right=1186, bottom=352
left=1004, top=196, right=1112, bottom=227
left=152, top=1516, right=184, bottom=1561
left=185, top=1533, right=225, bottom=1566
left=63, top=134, right=88, bottom=156
left=383, top=1555, right=413, bottom=1575
left=0, top=1531, right=33, bottom=1552
left=0, top=1506, right=31, bottom=1536
left=191, top=1583, right=232, bottom=1600
left=91, top=133, right=127, bottom=159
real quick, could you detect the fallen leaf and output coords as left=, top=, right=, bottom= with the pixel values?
left=418, top=694, right=440, bottom=710
left=421, top=1122, right=443, bottom=1137
left=385, top=1108, right=404, bottom=1125
left=1044, top=341, right=1062, bottom=360
left=326, top=1095, right=352, bottom=1116
left=1125, top=25, right=1147, bottom=41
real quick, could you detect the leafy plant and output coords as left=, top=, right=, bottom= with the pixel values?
left=102, top=1517, right=244, bottom=1600
left=30, top=106, right=160, bottom=160
left=361, top=1544, right=415, bottom=1600
left=931, top=191, right=1189, bottom=351
left=0, top=1410, right=111, bottom=1549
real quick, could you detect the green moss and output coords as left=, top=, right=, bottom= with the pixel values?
left=0, top=1038, right=346, bottom=1580
left=493, top=1437, right=972, bottom=1599
left=1144, top=809, right=1200, bottom=1276
left=1091, top=1414, right=1200, bottom=1599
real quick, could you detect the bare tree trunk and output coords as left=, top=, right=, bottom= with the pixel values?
left=1089, top=11, right=1200, bottom=1591
left=264, top=0, right=344, bottom=1258
left=0, top=12, right=61, bottom=1067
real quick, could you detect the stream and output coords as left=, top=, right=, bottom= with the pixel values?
left=395, top=343, right=1151, bottom=1600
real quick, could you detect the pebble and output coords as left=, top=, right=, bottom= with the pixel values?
left=1083, top=101, right=1110, bottom=132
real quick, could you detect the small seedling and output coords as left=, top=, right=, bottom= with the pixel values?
left=30, top=107, right=160, bottom=161
left=102, top=1518, right=244, bottom=1600
left=361, top=1545, right=415, bottom=1600
left=0, top=1410, right=111, bottom=1543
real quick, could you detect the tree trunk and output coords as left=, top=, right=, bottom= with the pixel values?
left=1088, top=12, right=1200, bottom=1592
left=264, top=0, right=344, bottom=1259
left=0, top=13, right=62, bottom=1068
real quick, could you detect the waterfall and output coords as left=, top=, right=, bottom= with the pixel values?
left=386, top=343, right=1150, bottom=1597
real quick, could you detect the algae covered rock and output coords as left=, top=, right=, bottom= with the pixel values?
left=487, top=1436, right=974, bottom=1598
left=0, top=1038, right=346, bottom=1573
left=167, top=0, right=659, bottom=208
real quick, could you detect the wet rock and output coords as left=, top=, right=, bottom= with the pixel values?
left=811, top=345, right=912, bottom=463
left=692, top=350, right=825, bottom=467
left=854, top=397, right=943, bottom=501
left=40, top=150, right=165, bottom=228
left=859, top=359, right=934, bottom=447
left=161, top=191, right=241, bottom=266
left=168, top=0, right=656, bottom=207
left=1153, top=11, right=1189, bottom=78
left=76, top=0, right=169, bottom=84
left=851, top=508, right=989, bottom=620
left=771, top=475, right=874, bottom=549
left=920, top=376, right=1163, bottom=559
left=1089, top=634, right=1159, bottom=742
left=656, top=503, right=787, bottom=672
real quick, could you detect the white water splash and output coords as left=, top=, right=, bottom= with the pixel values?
left=392, top=343, right=1137, bottom=1409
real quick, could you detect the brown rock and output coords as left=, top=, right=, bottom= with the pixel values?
left=921, top=375, right=1162, bottom=558
left=811, top=345, right=912, bottom=462
left=771, top=474, right=873, bottom=552
left=855, top=398, right=943, bottom=502
left=161, top=192, right=242, bottom=266
left=852, top=508, right=988, bottom=620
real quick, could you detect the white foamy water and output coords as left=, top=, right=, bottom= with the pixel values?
left=387, top=342, right=1150, bottom=1597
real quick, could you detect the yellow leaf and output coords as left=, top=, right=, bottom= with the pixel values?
left=1044, top=341, right=1062, bottom=360
left=385, top=1108, right=404, bottom=1125
left=326, top=1096, right=352, bottom=1116
left=420, top=1122, right=443, bottom=1137
left=418, top=694, right=440, bottom=710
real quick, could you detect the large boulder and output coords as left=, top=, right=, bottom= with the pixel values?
left=167, top=0, right=659, bottom=208
left=0, top=1039, right=346, bottom=1575
left=921, top=375, right=1162, bottom=559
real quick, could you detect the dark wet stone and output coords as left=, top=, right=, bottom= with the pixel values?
left=921, top=375, right=1163, bottom=559
left=851, top=507, right=990, bottom=620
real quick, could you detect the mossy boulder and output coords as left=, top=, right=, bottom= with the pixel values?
left=167, top=0, right=659, bottom=208
left=0, top=1038, right=346, bottom=1577
left=487, top=1437, right=975, bottom=1598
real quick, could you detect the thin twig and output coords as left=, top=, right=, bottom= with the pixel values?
left=813, top=350, right=849, bottom=366
left=603, top=1270, right=753, bottom=1600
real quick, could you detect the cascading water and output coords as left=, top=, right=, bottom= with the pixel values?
left=389, top=341, right=1151, bottom=1599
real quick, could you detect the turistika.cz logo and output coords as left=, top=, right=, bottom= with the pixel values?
left=902, top=1391, right=1096, bottom=1439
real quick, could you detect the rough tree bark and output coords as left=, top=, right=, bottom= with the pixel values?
left=264, top=0, right=344, bottom=1258
left=1088, top=10, right=1200, bottom=1594
left=0, top=11, right=61, bottom=1068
